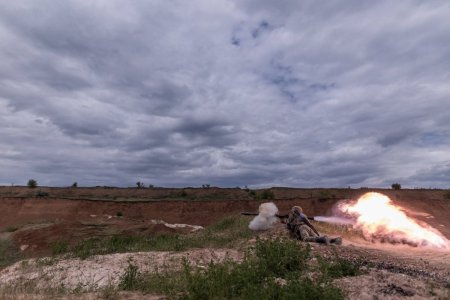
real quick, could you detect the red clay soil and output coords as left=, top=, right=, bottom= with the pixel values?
left=1, top=188, right=449, bottom=230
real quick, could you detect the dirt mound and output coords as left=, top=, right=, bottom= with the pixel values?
left=12, top=217, right=203, bottom=256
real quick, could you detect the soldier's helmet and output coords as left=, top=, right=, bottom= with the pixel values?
left=291, top=206, right=303, bottom=216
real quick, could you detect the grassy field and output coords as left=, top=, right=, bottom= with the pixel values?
left=50, top=216, right=255, bottom=259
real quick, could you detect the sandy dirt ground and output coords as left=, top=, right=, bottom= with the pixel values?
left=0, top=248, right=242, bottom=291
left=266, top=222, right=450, bottom=299
left=331, top=244, right=450, bottom=299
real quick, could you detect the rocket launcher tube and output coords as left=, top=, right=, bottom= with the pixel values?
left=241, top=212, right=315, bottom=221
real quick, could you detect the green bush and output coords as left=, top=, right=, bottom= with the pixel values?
left=27, top=179, right=37, bottom=188
left=391, top=183, right=401, bottom=190
left=253, top=237, right=310, bottom=277
left=261, top=189, right=275, bottom=200
left=184, top=261, right=340, bottom=299
left=36, top=191, right=49, bottom=197
left=180, top=238, right=342, bottom=300
left=443, top=189, right=450, bottom=199
left=317, top=190, right=331, bottom=201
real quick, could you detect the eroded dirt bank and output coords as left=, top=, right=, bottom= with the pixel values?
left=0, top=197, right=339, bottom=229
left=1, top=187, right=449, bottom=237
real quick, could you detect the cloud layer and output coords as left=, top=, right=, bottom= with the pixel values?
left=1, top=0, right=449, bottom=188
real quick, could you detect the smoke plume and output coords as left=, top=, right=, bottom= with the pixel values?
left=248, top=202, right=279, bottom=231
left=313, top=216, right=355, bottom=225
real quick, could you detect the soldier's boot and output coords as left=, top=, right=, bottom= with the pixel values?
left=303, top=237, right=318, bottom=242
left=330, top=237, right=342, bottom=245
left=315, top=236, right=330, bottom=245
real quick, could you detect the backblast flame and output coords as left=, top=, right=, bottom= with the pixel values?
left=338, top=192, right=449, bottom=249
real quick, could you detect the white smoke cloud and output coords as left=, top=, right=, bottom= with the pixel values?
left=248, top=202, right=279, bottom=231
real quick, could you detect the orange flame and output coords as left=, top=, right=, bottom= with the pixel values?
left=338, top=192, right=449, bottom=249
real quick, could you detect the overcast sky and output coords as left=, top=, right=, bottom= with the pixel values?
left=1, top=1, right=449, bottom=188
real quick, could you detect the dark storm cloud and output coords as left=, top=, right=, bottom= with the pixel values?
left=173, top=118, right=238, bottom=148
left=1, top=0, right=450, bottom=188
left=115, top=149, right=202, bottom=174
left=377, top=129, right=417, bottom=148
left=409, top=163, right=450, bottom=184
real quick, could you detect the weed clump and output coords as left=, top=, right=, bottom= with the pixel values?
left=0, top=240, right=21, bottom=268
left=5, top=226, right=18, bottom=232
left=318, top=255, right=361, bottom=280
left=51, top=241, right=69, bottom=256
left=119, top=259, right=140, bottom=290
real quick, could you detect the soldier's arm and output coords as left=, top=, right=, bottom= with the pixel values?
left=304, top=217, right=320, bottom=236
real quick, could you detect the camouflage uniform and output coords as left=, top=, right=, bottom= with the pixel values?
left=287, top=208, right=342, bottom=245
left=287, top=211, right=319, bottom=242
